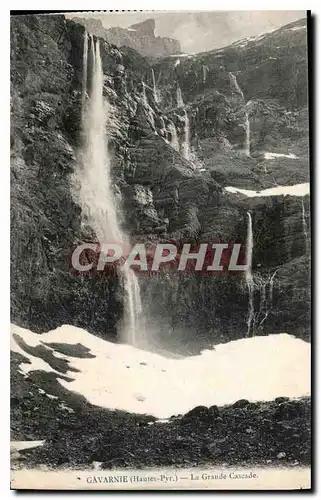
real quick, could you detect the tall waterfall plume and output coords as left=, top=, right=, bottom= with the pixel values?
left=229, top=72, right=250, bottom=156
left=151, top=68, right=159, bottom=103
left=245, top=211, right=255, bottom=336
left=81, top=32, right=88, bottom=109
left=76, top=35, right=142, bottom=346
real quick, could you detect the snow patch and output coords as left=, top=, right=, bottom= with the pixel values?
left=225, top=183, right=309, bottom=198
left=232, top=33, right=266, bottom=48
left=264, top=152, right=298, bottom=160
left=289, top=25, right=306, bottom=31
left=11, top=441, right=45, bottom=452
left=47, top=393, right=58, bottom=400
left=11, top=324, right=310, bottom=419
left=169, top=53, right=193, bottom=58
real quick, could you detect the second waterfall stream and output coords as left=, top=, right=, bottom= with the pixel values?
left=229, top=72, right=250, bottom=156
left=177, top=85, right=190, bottom=160
left=246, top=211, right=255, bottom=336
left=74, top=34, right=142, bottom=346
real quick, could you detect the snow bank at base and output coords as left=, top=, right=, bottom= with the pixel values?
left=225, top=183, right=309, bottom=198
left=264, top=152, right=298, bottom=160
left=11, top=324, right=310, bottom=419
left=11, top=441, right=45, bottom=452
left=169, top=53, right=193, bottom=58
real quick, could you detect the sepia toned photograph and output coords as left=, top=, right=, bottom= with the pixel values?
left=10, top=9, right=311, bottom=490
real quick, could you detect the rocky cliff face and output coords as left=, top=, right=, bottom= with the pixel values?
left=10, top=14, right=310, bottom=350
left=74, top=17, right=181, bottom=58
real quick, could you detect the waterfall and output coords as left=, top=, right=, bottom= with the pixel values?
left=141, top=81, right=156, bottom=131
left=258, top=270, right=278, bottom=328
left=202, top=65, right=208, bottom=84
left=176, top=86, right=184, bottom=108
left=245, top=212, right=254, bottom=336
left=90, top=33, right=95, bottom=73
left=243, top=114, right=250, bottom=156
left=168, top=120, right=179, bottom=152
left=76, top=36, right=142, bottom=346
left=181, top=110, right=190, bottom=160
left=229, top=72, right=250, bottom=156
left=159, top=116, right=169, bottom=143
left=176, top=86, right=190, bottom=159
left=142, top=81, right=148, bottom=106
left=81, top=32, right=88, bottom=109
left=229, top=72, right=244, bottom=99
left=151, top=68, right=159, bottom=103
left=301, top=198, right=309, bottom=254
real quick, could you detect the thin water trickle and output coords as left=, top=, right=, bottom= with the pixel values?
left=176, top=86, right=190, bottom=160
left=141, top=81, right=156, bottom=130
left=176, top=86, right=184, bottom=108
left=246, top=212, right=254, bottom=336
left=229, top=72, right=250, bottom=156
left=142, top=81, right=148, bottom=106
left=258, top=270, right=278, bottom=328
left=151, top=68, right=159, bottom=103
left=168, top=120, right=180, bottom=152
left=301, top=198, right=309, bottom=254
left=182, top=110, right=190, bottom=160
left=202, top=65, right=207, bottom=84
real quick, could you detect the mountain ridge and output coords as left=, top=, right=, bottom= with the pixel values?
left=72, top=16, right=181, bottom=58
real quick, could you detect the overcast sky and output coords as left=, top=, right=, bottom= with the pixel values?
left=67, top=11, right=306, bottom=54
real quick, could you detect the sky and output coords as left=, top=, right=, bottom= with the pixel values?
left=67, top=11, right=306, bottom=54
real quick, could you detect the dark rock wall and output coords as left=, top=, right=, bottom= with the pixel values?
left=153, top=17, right=309, bottom=166
left=10, top=16, right=123, bottom=338
left=10, top=14, right=310, bottom=348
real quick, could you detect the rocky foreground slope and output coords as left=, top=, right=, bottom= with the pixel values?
left=11, top=14, right=310, bottom=348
